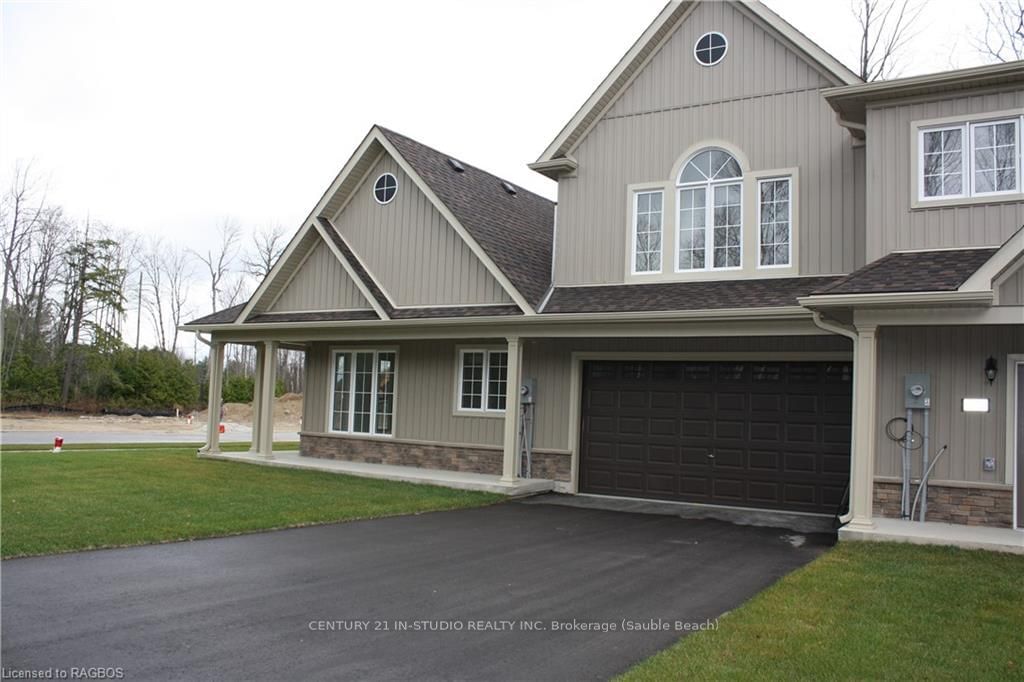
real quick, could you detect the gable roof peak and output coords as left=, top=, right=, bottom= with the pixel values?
left=531, top=0, right=861, bottom=171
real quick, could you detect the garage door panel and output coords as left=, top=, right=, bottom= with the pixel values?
left=785, top=423, right=818, bottom=443
left=712, top=448, right=744, bottom=468
left=648, top=445, right=678, bottom=465
left=579, top=360, right=852, bottom=514
left=749, top=394, right=783, bottom=412
left=748, top=450, right=779, bottom=470
left=646, top=473, right=676, bottom=495
left=747, top=480, right=782, bottom=504
left=618, top=417, right=646, bottom=435
left=618, top=443, right=645, bottom=462
left=783, top=452, right=817, bottom=473
left=713, top=478, right=744, bottom=500
left=649, top=418, right=678, bottom=436
left=715, top=420, right=746, bottom=440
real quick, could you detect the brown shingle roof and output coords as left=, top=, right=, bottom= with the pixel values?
left=811, top=248, right=998, bottom=295
left=378, top=127, right=555, bottom=308
left=185, top=304, right=245, bottom=326
left=542, top=276, right=842, bottom=314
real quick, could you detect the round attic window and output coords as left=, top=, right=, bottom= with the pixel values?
left=694, top=31, right=728, bottom=66
left=373, top=173, right=398, bottom=204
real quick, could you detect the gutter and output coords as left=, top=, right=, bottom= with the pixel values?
left=179, top=305, right=814, bottom=333
left=808, top=310, right=858, bottom=526
left=797, top=290, right=994, bottom=308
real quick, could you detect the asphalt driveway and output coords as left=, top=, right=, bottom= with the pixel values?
left=2, top=501, right=831, bottom=681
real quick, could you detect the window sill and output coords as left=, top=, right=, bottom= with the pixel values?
left=912, top=192, right=1024, bottom=210
left=322, top=431, right=395, bottom=440
left=453, top=409, right=506, bottom=419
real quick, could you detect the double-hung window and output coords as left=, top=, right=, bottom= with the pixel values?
left=677, top=149, right=743, bottom=270
left=632, top=190, right=663, bottom=274
left=757, top=177, right=792, bottom=267
left=330, top=350, right=397, bottom=435
left=919, top=115, right=1021, bottom=201
left=458, top=349, right=508, bottom=412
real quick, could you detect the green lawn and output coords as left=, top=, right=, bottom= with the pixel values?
left=621, top=541, right=1024, bottom=681
left=1, top=445, right=500, bottom=558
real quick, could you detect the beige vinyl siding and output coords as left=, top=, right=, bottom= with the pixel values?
left=605, top=0, right=831, bottom=119
left=269, top=241, right=370, bottom=312
left=556, top=92, right=864, bottom=284
left=865, top=89, right=1024, bottom=260
left=303, top=343, right=330, bottom=433
left=553, top=0, right=862, bottom=286
left=250, top=229, right=322, bottom=315
left=332, top=154, right=513, bottom=307
left=874, top=325, right=1024, bottom=485
left=997, top=261, right=1024, bottom=305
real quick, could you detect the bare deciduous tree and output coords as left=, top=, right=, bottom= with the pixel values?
left=975, top=0, right=1024, bottom=61
left=243, top=224, right=287, bottom=280
left=853, top=0, right=923, bottom=81
left=192, top=219, right=241, bottom=313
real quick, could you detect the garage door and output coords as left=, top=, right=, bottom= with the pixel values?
left=579, top=360, right=852, bottom=514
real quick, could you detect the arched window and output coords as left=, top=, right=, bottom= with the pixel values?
left=677, top=149, right=742, bottom=270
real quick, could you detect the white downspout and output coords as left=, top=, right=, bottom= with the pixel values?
left=810, top=310, right=859, bottom=525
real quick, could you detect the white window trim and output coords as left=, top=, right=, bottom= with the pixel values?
left=373, top=172, right=398, bottom=205
left=693, top=31, right=728, bottom=67
left=327, top=347, right=399, bottom=437
left=915, top=112, right=1024, bottom=205
left=675, top=177, right=743, bottom=273
left=756, top=176, right=793, bottom=269
left=630, top=189, right=664, bottom=275
left=454, top=347, right=508, bottom=416
left=917, top=124, right=968, bottom=203
left=969, top=118, right=1021, bottom=198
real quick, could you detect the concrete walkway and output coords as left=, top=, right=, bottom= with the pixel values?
left=200, top=449, right=555, bottom=496
left=840, top=517, right=1024, bottom=554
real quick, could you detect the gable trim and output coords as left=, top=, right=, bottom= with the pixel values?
left=310, top=219, right=391, bottom=319
left=533, top=0, right=860, bottom=166
left=373, top=131, right=537, bottom=314
left=959, top=226, right=1024, bottom=293
left=235, top=220, right=318, bottom=324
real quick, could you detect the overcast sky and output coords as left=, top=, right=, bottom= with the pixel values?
left=0, top=0, right=999, bottom=349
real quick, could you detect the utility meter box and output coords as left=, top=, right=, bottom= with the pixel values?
left=520, top=378, right=536, bottom=405
left=904, top=373, right=931, bottom=409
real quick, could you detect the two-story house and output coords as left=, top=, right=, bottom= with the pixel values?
left=183, top=0, right=1024, bottom=541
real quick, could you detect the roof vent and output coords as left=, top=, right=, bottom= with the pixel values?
left=447, top=158, right=466, bottom=173
left=500, top=181, right=518, bottom=196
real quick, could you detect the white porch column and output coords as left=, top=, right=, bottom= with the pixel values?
left=501, top=336, right=523, bottom=482
left=200, top=340, right=225, bottom=455
left=257, top=340, right=278, bottom=459
left=848, top=324, right=878, bottom=529
left=249, top=343, right=266, bottom=454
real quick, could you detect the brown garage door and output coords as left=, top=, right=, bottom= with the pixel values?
left=579, top=360, right=852, bottom=514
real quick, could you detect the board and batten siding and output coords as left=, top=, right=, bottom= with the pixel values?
left=268, top=241, right=370, bottom=313
left=553, top=0, right=863, bottom=286
left=874, top=325, right=1024, bottom=485
left=332, top=154, right=512, bottom=307
left=302, top=335, right=853, bottom=454
left=865, top=89, right=1024, bottom=261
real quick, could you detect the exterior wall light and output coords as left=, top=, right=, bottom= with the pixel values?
left=962, top=398, right=990, bottom=412
left=984, top=357, right=997, bottom=384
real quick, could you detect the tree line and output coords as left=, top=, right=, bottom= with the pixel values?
left=1, top=163, right=303, bottom=412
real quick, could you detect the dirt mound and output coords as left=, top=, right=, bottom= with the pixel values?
left=196, top=394, right=303, bottom=428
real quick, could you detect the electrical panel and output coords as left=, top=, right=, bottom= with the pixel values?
left=904, top=373, right=931, bottom=409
